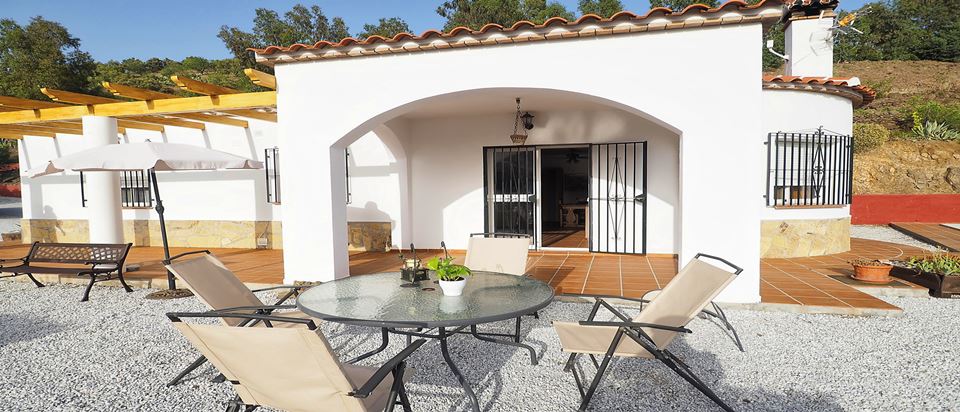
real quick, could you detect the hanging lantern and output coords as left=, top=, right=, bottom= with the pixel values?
left=510, top=97, right=531, bottom=145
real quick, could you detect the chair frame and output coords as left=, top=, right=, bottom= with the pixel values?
left=167, top=307, right=425, bottom=412
left=561, top=253, right=742, bottom=412
left=463, top=233, right=539, bottom=344
left=164, top=250, right=309, bottom=387
left=639, top=291, right=744, bottom=352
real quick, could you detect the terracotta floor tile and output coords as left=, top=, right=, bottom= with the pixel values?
left=840, top=297, right=899, bottom=309
left=795, top=296, right=849, bottom=307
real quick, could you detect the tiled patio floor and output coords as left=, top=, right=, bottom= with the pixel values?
left=890, top=222, right=960, bottom=252
left=0, top=238, right=934, bottom=312
left=761, top=238, right=930, bottom=311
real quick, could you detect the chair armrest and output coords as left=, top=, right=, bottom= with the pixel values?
left=163, top=250, right=211, bottom=265
left=253, top=285, right=309, bottom=305
left=0, top=256, right=27, bottom=264
left=252, top=284, right=308, bottom=293
left=349, top=339, right=426, bottom=398
left=577, top=320, right=691, bottom=334
left=167, top=305, right=317, bottom=328
left=561, top=293, right=651, bottom=304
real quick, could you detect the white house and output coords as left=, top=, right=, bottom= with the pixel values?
left=14, top=0, right=875, bottom=303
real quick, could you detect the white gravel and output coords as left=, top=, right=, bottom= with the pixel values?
left=851, top=225, right=942, bottom=252
left=1, top=280, right=959, bottom=411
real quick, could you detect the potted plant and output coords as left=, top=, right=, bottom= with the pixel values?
left=891, top=254, right=960, bottom=298
left=425, top=256, right=472, bottom=296
left=849, top=259, right=894, bottom=284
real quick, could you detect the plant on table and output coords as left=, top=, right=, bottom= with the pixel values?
left=426, top=256, right=472, bottom=296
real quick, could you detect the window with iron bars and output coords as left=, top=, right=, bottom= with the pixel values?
left=765, top=128, right=853, bottom=207
left=265, top=147, right=281, bottom=204
left=263, top=147, right=351, bottom=205
left=80, top=170, right=153, bottom=208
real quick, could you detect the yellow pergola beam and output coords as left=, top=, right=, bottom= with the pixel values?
left=0, top=125, right=57, bottom=137
left=102, top=82, right=250, bottom=128
left=243, top=69, right=277, bottom=90
left=0, top=134, right=24, bottom=140
left=213, top=109, right=277, bottom=122
left=0, top=95, right=67, bottom=110
left=0, top=91, right=276, bottom=124
left=170, top=75, right=239, bottom=96
left=42, top=88, right=207, bottom=130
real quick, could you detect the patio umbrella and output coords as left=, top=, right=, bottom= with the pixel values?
left=27, top=141, right=263, bottom=296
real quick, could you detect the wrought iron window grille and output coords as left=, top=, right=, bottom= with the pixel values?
left=765, top=127, right=853, bottom=207
left=80, top=170, right=153, bottom=209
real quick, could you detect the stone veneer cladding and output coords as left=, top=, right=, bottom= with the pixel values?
left=20, top=219, right=390, bottom=251
left=760, top=217, right=850, bottom=258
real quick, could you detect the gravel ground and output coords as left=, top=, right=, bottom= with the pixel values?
left=850, top=225, right=942, bottom=252
left=1, top=281, right=959, bottom=411
left=0, top=196, right=21, bottom=235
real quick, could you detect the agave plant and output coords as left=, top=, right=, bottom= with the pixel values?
left=912, top=121, right=960, bottom=141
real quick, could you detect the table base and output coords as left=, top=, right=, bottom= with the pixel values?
left=347, top=324, right=539, bottom=412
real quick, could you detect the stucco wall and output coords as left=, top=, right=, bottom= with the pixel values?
left=17, top=119, right=402, bottom=249
left=759, top=89, right=853, bottom=256
left=275, top=23, right=765, bottom=303
left=405, top=108, right=679, bottom=254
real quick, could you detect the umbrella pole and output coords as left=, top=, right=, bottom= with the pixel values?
left=149, top=168, right=175, bottom=290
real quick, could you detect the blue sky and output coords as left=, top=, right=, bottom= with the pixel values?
left=3, top=0, right=870, bottom=62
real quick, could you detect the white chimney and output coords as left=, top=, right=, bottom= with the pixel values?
left=783, top=1, right=839, bottom=78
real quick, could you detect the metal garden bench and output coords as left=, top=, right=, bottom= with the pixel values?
left=0, top=242, right=133, bottom=302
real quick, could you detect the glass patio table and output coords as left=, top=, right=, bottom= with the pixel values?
left=297, top=271, right=555, bottom=412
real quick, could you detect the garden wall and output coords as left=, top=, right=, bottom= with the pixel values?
left=851, top=194, right=960, bottom=224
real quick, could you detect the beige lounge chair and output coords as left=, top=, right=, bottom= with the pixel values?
left=167, top=309, right=424, bottom=412
left=641, top=288, right=744, bottom=352
left=163, top=250, right=312, bottom=386
left=553, top=253, right=742, bottom=412
left=464, top=234, right=531, bottom=276
left=463, top=233, right=538, bottom=351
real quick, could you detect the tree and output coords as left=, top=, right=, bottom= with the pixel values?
left=0, top=17, right=98, bottom=100
left=436, top=0, right=574, bottom=31
left=577, top=0, right=624, bottom=17
left=648, top=0, right=718, bottom=9
left=358, top=17, right=411, bottom=39
left=218, top=4, right=351, bottom=70
left=894, top=0, right=960, bottom=62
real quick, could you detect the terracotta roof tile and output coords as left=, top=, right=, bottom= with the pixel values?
left=250, top=0, right=786, bottom=59
left=763, top=75, right=876, bottom=108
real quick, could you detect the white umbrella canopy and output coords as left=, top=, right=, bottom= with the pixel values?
left=26, top=141, right=263, bottom=295
left=26, top=141, right=262, bottom=177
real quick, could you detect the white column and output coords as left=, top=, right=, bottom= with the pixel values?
left=82, top=116, right=124, bottom=243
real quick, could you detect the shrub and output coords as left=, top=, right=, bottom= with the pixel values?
left=852, top=123, right=889, bottom=151
left=912, top=121, right=960, bottom=141
left=904, top=100, right=960, bottom=132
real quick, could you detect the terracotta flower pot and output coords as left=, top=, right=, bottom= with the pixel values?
left=851, top=263, right=893, bottom=284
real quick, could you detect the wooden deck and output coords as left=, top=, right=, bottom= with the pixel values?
left=890, top=222, right=960, bottom=252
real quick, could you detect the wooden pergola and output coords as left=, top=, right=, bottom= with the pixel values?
left=0, top=69, right=278, bottom=140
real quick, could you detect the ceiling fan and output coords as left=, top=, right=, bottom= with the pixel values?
left=565, top=148, right=586, bottom=164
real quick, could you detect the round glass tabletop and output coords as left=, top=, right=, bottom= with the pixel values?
left=297, top=271, right=555, bottom=328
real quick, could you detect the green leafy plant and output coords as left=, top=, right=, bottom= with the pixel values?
left=904, top=100, right=960, bottom=133
left=904, top=255, right=960, bottom=276
left=425, top=256, right=472, bottom=281
left=912, top=121, right=960, bottom=141
left=852, top=123, right=889, bottom=152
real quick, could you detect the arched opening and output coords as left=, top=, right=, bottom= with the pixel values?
left=329, top=87, right=681, bottom=254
